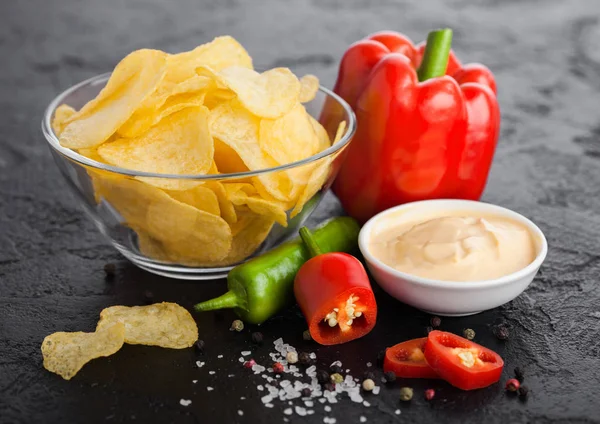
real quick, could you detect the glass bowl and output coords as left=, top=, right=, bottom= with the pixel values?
left=42, top=73, right=356, bottom=280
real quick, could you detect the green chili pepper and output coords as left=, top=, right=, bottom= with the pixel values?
left=194, top=217, right=360, bottom=324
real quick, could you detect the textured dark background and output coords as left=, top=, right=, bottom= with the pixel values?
left=2, top=0, right=600, bottom=423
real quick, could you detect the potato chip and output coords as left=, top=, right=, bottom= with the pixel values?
left=168, top=185, right=220, bottom=216
left=41, top=323, right=125, bottom=380
left=59, top=49, right=168, bottom=149
left=291, top=121, right=347, bottom=218
left=225, top=183, right=288, bottom=226
left=52, top=104, right=76, bottom=135
left=202, top=66, right=300, bottom=119
left=309, top=115, right=332, bottom=152
left=214, top=138, right=250, bottom=174
left=96, top=302, right=198, bottom=349
left=93, top=175, right=232, bottom=262
left=206, top=181, right=237, bottom=224
left=98, top=107, right=213, bottom=191
left=259, top=104, right=319, bottom=165
left=299, top=74, right=319, bottom=103
left=219, top=206, right=274, bottom=264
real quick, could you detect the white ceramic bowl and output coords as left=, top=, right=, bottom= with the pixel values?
left=358, top=199, right=548, bottom=316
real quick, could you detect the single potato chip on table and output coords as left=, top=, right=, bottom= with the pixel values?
left=96, top=302, right=198, bottom=349
left=41, top=322, right=125, bottom=380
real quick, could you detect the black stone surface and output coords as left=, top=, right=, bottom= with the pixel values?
left=1, top=0, right=600, bottom=422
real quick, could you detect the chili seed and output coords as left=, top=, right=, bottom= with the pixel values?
left=143, top=290, right=154, bottom=305
left=376, top=350, right=386, bottom=368
left=194, top=340, right=205, bottom=354
left=243, top=359, right=256, bottom=369
left=493, top=324, right=509, bottom=340
left=506, top=378, right=520, bottom=392
left=298, top=352, right=312, bottom=366
left=518, top=385, right=529, bottom=400
left=383, top=371, right=396, bottom=383
left=330, top=364, right=343, bottom=374
left=399, top=387, right=414, bottom=401
left=430, top=316, right=441, bottom=328
left=302, top=330, right=312, bottom=341
left=463, top=328, right=476, bottom=340
left=286, top=351, right=298, bottom=364
left=514, top=367, right=524, bottom=382
left=103, top=263, right=116, bottom=280
left=230, top=319, right=244, bottom=332
left=363, top=371, right=376, bottom=381
left=251, top=332, right=263, bottom=344
left=424, top=389, right=435, bottom=401
left=272, top=362, right=284, bottom=374
left=330, top=373, right=344, bottom=384
left=317, top=370, right=330, bottom=384
left=425, top=326, right=433, bottom=335
left=301, top=388, right=312, bottom=397
left=323, top=382, right=336, bottom=392
left=362, top=378, right=375, bottom=391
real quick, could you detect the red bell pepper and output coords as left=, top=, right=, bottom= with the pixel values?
left=424, top=330, right=504, bottom=390
left=293, top=227, right=377, bottom=345
left=383, top=337, right=439, bottom=379
left=326, top=29, right=500, bottom=224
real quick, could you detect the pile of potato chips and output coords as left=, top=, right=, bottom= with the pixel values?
left=52, top=36, right=346, bottom=266
left=42, top=303, right=198, bottom=380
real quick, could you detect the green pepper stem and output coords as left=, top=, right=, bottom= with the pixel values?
left=417, top=28, right=453, bottom=82
left=299, top=226, right=323, bottom=258
left=194, top=290, right=239, bottom=312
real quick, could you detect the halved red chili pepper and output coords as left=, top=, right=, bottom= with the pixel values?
left=293, top=227, right=377, bottom=346
left=424, top=330, right=504, bottom=390
left=383, top=338, right=439, bottom=379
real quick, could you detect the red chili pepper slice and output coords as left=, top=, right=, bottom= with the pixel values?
left=424, top=330, right=504, bottom=390
left=383, top=338, right=439, bottom=379
left=294, top=227, right=377, bottom=346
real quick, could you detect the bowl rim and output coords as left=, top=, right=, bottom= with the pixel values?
left=41, top=72, right=356, bottom=181
left=358, top=199, right=548, bottom=289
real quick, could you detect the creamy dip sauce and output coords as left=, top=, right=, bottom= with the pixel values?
left=369, top=212, right=536, bottom=282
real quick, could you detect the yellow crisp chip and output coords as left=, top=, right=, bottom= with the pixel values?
left=299, top=74, right=319, bottom=103
left=41, top=323, right=125, bottom=380
left=220, top=206, right=274, bottom=264
left=259, top=104, right=319, bottom=165
left=96, top=302, right=198, bottom=349
left=225, top=183, right=288, bottom=227
left=214, top=138, right=250, bottom=174
left=59, top=49, right=168, bottom=149
left=52, top=104, right=76, bottom=136
left=168, top=185, right=220, bottom=216
left=206, top=181, right=237, bottom=224
left=92, top=175, right=232, bottom=262
left=309, top=116, right=331, bottom=152
left=98, top=107, right=214, bottom=191
left=202, top=66, right=300, bottom=119
left=291, top=121, right=346, bottom=218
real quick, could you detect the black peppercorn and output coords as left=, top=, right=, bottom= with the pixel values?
left=104, top=263, right=116, bottom=281
left=493, top=324, right=509, bottom=340
left=514, top=367, right=524, bottom=382
left=376, top=349, right=386, bottom=368
left=301, top=388, right=312, bottom=397
left=298, top=352, right=312, bottom=366
left=518, top=385, right=529, bottom=400
left=430, top=316, right=441, bottom=328
left=251, top=332, right=264, bottom=344
left=194, top=340, right=205, bottom=353
left=384, top=371, right=396, bottom=383
left=316, top=369, right=330, bottom=384
left=330, top=364, right=343, bottom=374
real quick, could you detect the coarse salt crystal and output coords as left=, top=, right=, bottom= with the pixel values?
left=395, top=409, right=401, bottom=415
left=366, top=362, right=372, bottom=367
left=257, top=385, right=264, bottom=391
left=304, top=400, right=314, bottom=407
left=261, top=395, right=273, bottom=404
left=330, top=360, right=342, bottom=368
left=241, top=351, right=251, bottom=356
left=372, top=386, right=380, bottom=395
left=238, top=357, right=245, bottom=363
left=363, top=401, right=370, bottom=407
left=274, top=338, right=283, bottom=346
left=309, top=352, right=316, bottom=359
left=192, top=380, right=197, bottom=384
left=307, top=410, right=315, bottom=415
left=196, top=361, right=205, bottom=368
left=238, top=410, right=244, bottom=416
left=240, top=396, right=246, bottom=400
left=360, top=417, right=367, bottom=423
left=295, top=406, right=307, bottom=416
left=228, top=374, right=235, bottom=378
left=324, top=406, right=332, bottom=412
left=319, top=398, right=326, bottom=404
left=284, top=408, right=293, bottom=415
left=179, top=399, right=192, bottom=406
left=217, top=355, right=223, bottom=358
left=346, top=369, right=350, bottom=373
left=265, top=403, right=274, bottom=408
left=207, top=387, right=214, bottom=391
left=209, top=371, right=216, bottom=375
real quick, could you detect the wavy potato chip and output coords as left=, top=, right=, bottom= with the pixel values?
left=168, top=185, right=220, bottom=216
left=299, top=74, right=319, bottom=103
left=259, top=104, right=319, bottom=165
left=206, top=181, right=237, bottom=224
left=309, top=115, right=331, bottom=152
left=93, top=175, right=232, bottom=262
left=60, top=49, right=168, bottom=149
left=96, top=302, right=198, bottom=349
left=202, top=66, right=300, bottom=119
left=41, top=323, right=125, bottom=380
left=218, top=206, right=274, bottom=264
left=98, top=107, right=213, bottom=191
left=225, top=183, right=288, bottom=227
left=52, top=104, right=76, bottom=136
